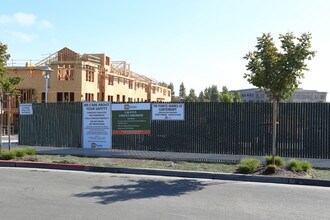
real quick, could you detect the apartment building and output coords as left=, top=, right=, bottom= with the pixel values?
left=5, top=47, right=171, bottom=128
left=233, top=88, right=327, bottom=103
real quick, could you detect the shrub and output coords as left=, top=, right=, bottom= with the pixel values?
left=264, top=155, right=285, bottom=167
left=0, top=150, right=17, bottom=160
left=13, top=148, right=26, bottom=157
left=287, top=159, right=313, bottom=172
left=237, top=158, right=260, bottom=174
left=300, top=160, right=313, bottom=171
left=264, top=164, right=277, bottom=174
left=23, top=148, right=36, bottom=155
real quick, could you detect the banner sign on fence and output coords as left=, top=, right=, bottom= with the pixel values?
left=112, top=103, right=151, bottom=134
left=82, top=102, right=112, bottom=148
left=19, top=103, right=33, bottom=115
left=152, top=103, right=185, bottom=120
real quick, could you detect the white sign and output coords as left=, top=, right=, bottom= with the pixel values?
left=152, top=103, right=185, bottom=120
left=112, top=103, right=150, bottom=111
left=19, top=103, right=33, bottom=115
left=82, top=102, right=112, bottom=148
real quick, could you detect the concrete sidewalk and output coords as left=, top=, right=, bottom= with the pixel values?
left=7, top=144, right=330, bottom=169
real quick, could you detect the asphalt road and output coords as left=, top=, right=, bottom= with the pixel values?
left=0, top=168, right=330, bottom=220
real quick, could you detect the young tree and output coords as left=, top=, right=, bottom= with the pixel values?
left=179, top=82, right=186, bottom=100
left=0, top=42, right=22, bottom=151
left=243, top=32, right=315, bottom=164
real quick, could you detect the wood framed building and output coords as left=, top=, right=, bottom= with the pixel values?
left=5, top=47, right=171, bottom=129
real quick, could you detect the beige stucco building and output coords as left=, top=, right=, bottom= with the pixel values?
left=5, top=47, right=171, bottom=129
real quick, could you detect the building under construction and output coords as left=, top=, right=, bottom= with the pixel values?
left=5, top=47, right=171, bottom=129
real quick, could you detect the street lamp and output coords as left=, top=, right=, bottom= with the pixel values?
left=41, top=66, right=53, bottom=103
left=7, top=93, right=11, bottom=150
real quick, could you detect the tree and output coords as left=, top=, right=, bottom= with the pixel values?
left=0, top=42, right=22, bottom=151
left=218, top=86, right=243, bottom=103
left=209, top=85, right=219, bottom=102
left=203, top=88, right=210, bottom=102
left=167, top=82, right=175, bottom=97
left=198, top=91, right=205, bottom=102
left=185, top=89, right=198, bottom=102
left=219, top=86, right=233, bottom=102
left=243, top=32, right=315, bottom=164
left=179, top=82, right=186, bottom=100
left=233, top=92, right=243, bottom=103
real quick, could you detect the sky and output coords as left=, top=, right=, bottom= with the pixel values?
left=1, top=0, right=330, bottom=100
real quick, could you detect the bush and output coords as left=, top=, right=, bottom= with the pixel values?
left=23, top=148, right=36, bottom=156
left=0, top=150, right=17, bottom=160
left=300, top=160, right=313, bottom=171
left=264, top=155, right=285, bottom=167
left=13, top=148, right=26, bottom=157
left=237, top=158, right=260, bottom=174
left=264, top=164, right=277, bottom=174
left=287, top=159, right=313, bottom=172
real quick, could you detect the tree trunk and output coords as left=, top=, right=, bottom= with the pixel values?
left=271, top=99, right=277, bottom=165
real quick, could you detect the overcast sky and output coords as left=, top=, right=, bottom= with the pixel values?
left=1, top=0, right=329, bottom=100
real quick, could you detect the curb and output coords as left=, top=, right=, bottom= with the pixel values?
left=0, top=160, right=85, bottom=171
left=1, top=160, right=330, bottom=187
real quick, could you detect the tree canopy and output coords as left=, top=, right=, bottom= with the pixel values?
left=243, top=32, right=316, bottom=101
left=0, top=42, right=21, bottom=96
left=179, top=82, right=186, bottom=99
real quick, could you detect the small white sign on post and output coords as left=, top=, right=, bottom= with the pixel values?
left=19, top=103, right=33, bottom=115
left=82, top=102, right=112, bottom=149
left=152, top=103, right=185, bottom=120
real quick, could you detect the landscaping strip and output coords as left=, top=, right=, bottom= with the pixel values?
left=1, top=160, right=330, bottom=187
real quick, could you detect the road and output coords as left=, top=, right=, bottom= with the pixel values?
left=0, top=168, right=329, bottom=220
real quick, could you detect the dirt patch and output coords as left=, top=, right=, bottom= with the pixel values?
left=250, top=166, right=314, bottom=179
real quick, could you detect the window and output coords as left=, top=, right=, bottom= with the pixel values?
left=117, top=94, right=120, bottom=102
left=122, top=95, right=126, bottom=102
left=57, top=92, right=74, bottom=102
left=58, top=64, right=74, bottom=81
left=168, top=91, right=171, bottom=97
left=137, top=98, right=140, bottom=102
left=70, top=92, right=74, bottom=101
left=108, top=95, right=113, bottom=102
left=85, top=93, right=94, bottom=101
left=85, top=65, right=95, bottom=82
left=129, top=80, right=133, bottom=89
left=41, top=92, right=46, bottom=103
left=19, top=89, right=35, bottom=103
left=152, top=87, right=156, bottom=94
left=57, top=93, right=63, bottom=102
left=106, top=56, right=110, bottom=66
left=108, top=75, right=114, bottom=85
